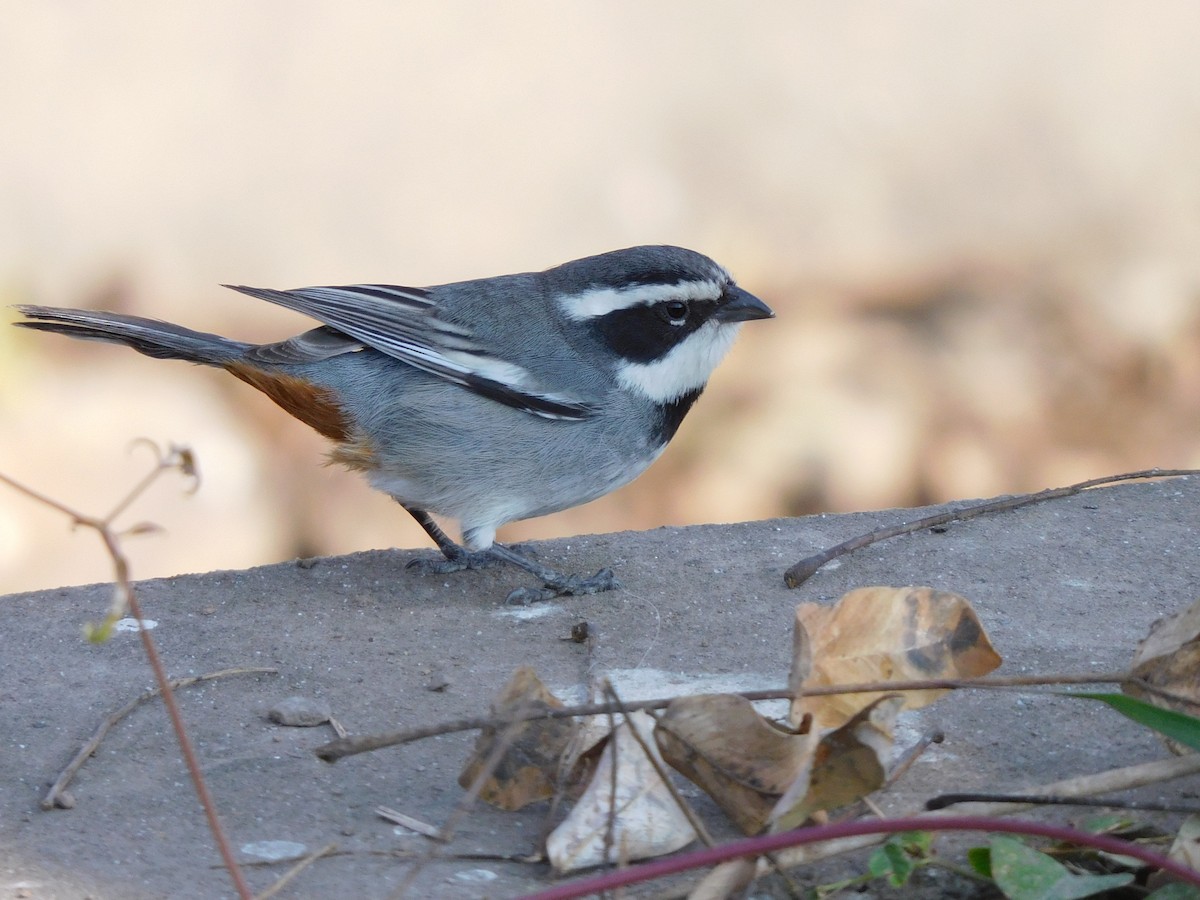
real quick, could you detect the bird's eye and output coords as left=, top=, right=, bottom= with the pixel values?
left=663, top=300, right=688, bottom=324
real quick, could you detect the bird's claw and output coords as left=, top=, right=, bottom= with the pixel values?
left=405, top=549, right=502, bottom=574
left=504, top=568, right=620, bottom=605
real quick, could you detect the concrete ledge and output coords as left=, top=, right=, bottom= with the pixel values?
left=4, top=478, right=1199, bottom=897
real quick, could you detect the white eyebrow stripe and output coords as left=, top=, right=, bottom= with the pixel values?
left=558, top=279, right=725, bottom=321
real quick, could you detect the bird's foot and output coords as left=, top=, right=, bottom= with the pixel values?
left=405, top=547, right=502, bottom=575
left=406, top=542, right=540, bottom=576
left=483, top=543, right=619, bottom=604
left=504, top=567, right=620, bottom=605
left=405, top=534, right=617, bottom=603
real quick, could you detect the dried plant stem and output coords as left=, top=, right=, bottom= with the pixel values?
left=602, top=690, right=618, bottom=869
left=2, top=445, right=252, bottom=900
left=785, top=467, right=1200, bottom=587
left=375, top=807, right=446, bottom=841
left=601, top=685, right=714, bottom=848
left=43, top=666, right=278, bottom=810
left=391, top=720, right=525, bottom=898
left=315, top=671, right=1131, bottom=762
left=253, top=842, right=337, bottom=900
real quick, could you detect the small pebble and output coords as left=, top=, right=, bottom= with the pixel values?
left=424, top=666, right=452, bottom=692
left=241, top=840, right=307, bottom=861
left=452, top=869, right=497, bottom=884
left=268, top=696, right=331, bottom=727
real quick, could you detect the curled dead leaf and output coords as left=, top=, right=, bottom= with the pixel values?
left=458, top=667, right=577, bottom=811
left=793, top=586, right=1002, bottom=729
left=546, top=711, right=697, bottom=872
left=771, top=695, right=904, bottom=830
left=655, top=693, right=818, bottom=835
left=1125, top=597, right=1200, bottom=753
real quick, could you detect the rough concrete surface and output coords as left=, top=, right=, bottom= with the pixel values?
left=3, top=478, right=1199, bottom=898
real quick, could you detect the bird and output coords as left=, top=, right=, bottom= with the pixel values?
left=15, top=245, right=774, bottom=603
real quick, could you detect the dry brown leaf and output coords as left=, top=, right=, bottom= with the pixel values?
left=789, top=614, right=813, bottom=696
left=546, top=711, right=697, bottom=872
left=1132, top=597, right=1200, bottom=670
left=655, top=693, right=818, bottom=835
left=458, top=666, right=577, bottom=811
left=793, top=586, right=1002, bottom=729
left=772, top=695, right=904, bottom=830
left=1126, top=598, right=1200, bottom=751
left=553, top=708, right=616, bottom=803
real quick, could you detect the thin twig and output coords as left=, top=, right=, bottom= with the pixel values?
left=602, top=683, right=618, bottom=869
left=375, top=807, right=447, bottom=841
left=2, top=445, right=252, bottom=900
left=927, top=793, right=1200, bottom=813
left=0, top=470, right=88, bottom=521
left=104, top=440, right=200, bottom=526
left=599, top=688, right=818, bottom=897
left=315, top=672, right=1130, bottom=762
left=110, top=524, right=252, bottom=898
left=784, top=468, right=1200, bottom=587
left=602, top=686, right=713, bottom=848
left=43, top=666, right=279, bottom=810
left=886, top=729, right=944, bottom=787
left=254, top=842, right=337, bottom=900
left=391, top=719, right=525, bottom=898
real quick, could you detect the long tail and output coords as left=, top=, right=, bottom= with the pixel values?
left=14, top=305, right=356, bottom=443
left=13, top=305, right=250, bottom=364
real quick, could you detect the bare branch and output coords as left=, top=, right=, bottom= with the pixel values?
left=785, top=468, right=1200, bottom=587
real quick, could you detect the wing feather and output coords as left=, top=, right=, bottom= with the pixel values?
left=224, top=283, right=594, bottom=420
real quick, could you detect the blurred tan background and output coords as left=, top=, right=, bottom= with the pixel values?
left=4, top=2, right=1200, bottom=595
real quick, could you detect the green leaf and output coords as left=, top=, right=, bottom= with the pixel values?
left=1077, top=813, right=1135, bottom=835
left=866, top=831, right=933, bottom=886
left=868, top=842, right=906, bottom=885
left=1146, top=885, right=1200, bottom=900
left=967, top=845, right=993, bottom=877
left=1064, top=692, right=1200, bottom=752
left=83, top=613, right=118, bottom=643
left=989, top=834, right=1133, bottom=899
left=895, top=830, right=933, bottom=856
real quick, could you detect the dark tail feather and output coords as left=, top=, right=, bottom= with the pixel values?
left=13, top=305, right=249, bottom=365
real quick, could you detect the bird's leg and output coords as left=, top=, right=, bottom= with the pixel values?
left=400, top=505, right=619, bottom=603
left=402, top=506, right=503, bottom=573
left=486, top=543, right=619, bottom=605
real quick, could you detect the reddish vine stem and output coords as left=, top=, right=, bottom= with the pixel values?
left=522, top=815, right=1200, bottom=899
